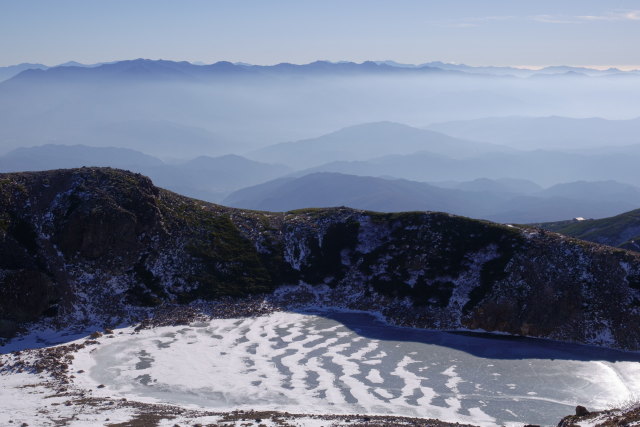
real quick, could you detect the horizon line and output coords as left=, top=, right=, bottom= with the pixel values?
left=2, top=58, right=640, bottom=72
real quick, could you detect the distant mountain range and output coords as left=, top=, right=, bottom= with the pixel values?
left=0, top=63, right=47, bottom=82
left=2, top=59, right=639, bottom=154
left=1, top=59, right=472, bottom=86
left=0, top=144, right=163, bottom=171
left=223, top=172, right=640, bottom=223
left=428, top=116, right=640, bottom=150
left=87, top=120, right=244, bottom=159
left=3, top=143, right=640, bottom=223
left=0, top=60, right=115, bottom=82
left=146, top=154, right=291, bottom=201
left=5, top=116, right=640, bottom=189
left=248, top=120, right=640, bottom=187
left=248, top=121, right=511, bottom=169
left=433, top=177, right=542, bottom=194
left=2, top=59, right=638, bottom=84
left=224, top=172, right=489, bottom=214
left=1, top=57, right=640, bottom=226
left=377, top=61, right=638, bottom=77
left=0, top=145, right=290, bottom=202
left=302, top=146, right=640, bottom=187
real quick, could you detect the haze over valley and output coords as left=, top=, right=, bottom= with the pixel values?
left=1, top=92, right=640, bottom=222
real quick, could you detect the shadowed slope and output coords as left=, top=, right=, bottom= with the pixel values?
left=1, top=168, right=640, bottom=351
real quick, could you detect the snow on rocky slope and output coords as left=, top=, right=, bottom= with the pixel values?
left=1, top=167, right=640, bottom=350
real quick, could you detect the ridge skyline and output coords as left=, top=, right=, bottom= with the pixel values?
left=3, top=58, right=640, bottom=72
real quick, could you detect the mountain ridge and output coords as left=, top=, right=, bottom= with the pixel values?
left=304, top=148, right=640, bottom=187
left=535, top=209, right=640, bottom=252
left=0, top=144, right=290, bottom=202
left=3, top=59, right=466, bottom=86
left=3, top=59, right=638, bottom=84
left=2, top=167, right=640, bottom=351
left=248, top=121, right=511, bottom=168
left=228, top=171, right=640, bottom=223
left=428, top=116, right=640, bottom=150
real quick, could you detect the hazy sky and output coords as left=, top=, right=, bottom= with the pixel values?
left=2, top=0, right=640, bottom=67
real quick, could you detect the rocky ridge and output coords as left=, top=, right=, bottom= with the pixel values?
left=536, top=209, right=640, bottom=253
left=1, top=167, right=640, bottom=350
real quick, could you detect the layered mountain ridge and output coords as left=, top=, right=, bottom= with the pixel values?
left=2, top=168, right=640, bottom=350
left=3, top=59, right=639, bottom=85
left=222, top=172, right=640, bottom=223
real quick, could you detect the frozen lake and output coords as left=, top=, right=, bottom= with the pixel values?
left=75, top=311, right=640, bottom=426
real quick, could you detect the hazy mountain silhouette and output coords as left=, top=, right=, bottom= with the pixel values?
left=433, top=178, right=542, bottom=194
left=0, top=115, right=243, bottom=159
left=7, top=145, right=630, bottom=221
left=539, top=180, right=640, bottom=204
left=0, top=63, right=48, bottom=82
left=248, top=122, right=511, bottom=169
left=223, top=172, right=640, bottom=223
left=2, top=59, right=640, bottom=157
left=4, top=60, right=637, bottom=85
left=146, top=154, right=291, bottom=201
left=5, top=59, right=465, bottom=86
left=304, top=149, right=640, bottom=187
left=8, top=59, right=215, bottom=84
left=428, top=116, right=640, bottom=150
left=377, top=61, right=627, bottom=77
left=86, top=120, right=244, bottom=159
left=0, top=145, right=290, bottom=202
left=0, top=144, right=162, bottom=172
left=223, top=172, right=503, bottom=214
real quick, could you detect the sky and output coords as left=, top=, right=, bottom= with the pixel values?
left=1, top=0, right=640, bottom=68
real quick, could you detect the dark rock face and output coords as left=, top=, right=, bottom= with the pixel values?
left=575, top=406, right=590, bottom=416
left=0, top=269, right=58, bottom=335
left=1, top=168, right=640, bottom=350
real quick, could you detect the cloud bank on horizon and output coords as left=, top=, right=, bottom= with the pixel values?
left=1, top=0, right=639, bottom=68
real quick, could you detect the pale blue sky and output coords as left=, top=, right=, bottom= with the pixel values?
left=1, top=0, right=639, bottom=67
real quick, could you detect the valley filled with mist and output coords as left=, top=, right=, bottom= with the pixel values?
left=1, top=59, right=640, bottom=224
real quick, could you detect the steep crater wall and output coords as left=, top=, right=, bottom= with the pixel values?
left=1, top=168, right=640, bottom=349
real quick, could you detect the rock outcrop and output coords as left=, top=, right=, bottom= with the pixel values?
left=2, top=167, right=640, bottom=349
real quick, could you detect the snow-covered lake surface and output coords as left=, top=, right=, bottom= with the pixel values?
left=73, top=311, right=640, bottom=426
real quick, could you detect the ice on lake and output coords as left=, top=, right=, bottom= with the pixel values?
left=76, top=311, right=640, bottom=426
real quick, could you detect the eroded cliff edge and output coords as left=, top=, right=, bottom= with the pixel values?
left=1, top=167, right=640, bottom=349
